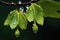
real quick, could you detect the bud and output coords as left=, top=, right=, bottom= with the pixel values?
left=32, top=23, right=38, bottom=33
left=15, top=29, right=20, bottom=37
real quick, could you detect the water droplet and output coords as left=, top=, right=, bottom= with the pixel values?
left=30, top=8, right=32, bottom=10
left=10, top=11, right=12, bottom=14
left=26, top=5, right=29, bottom=9
left=20, top=8, right=22, bottom=10
left=20, top=7, right=24, bottom=12
left=13, top=22, right=16, bottom=25
left=31, top=0, right=33, bottom=1
left=18, top=1, right=21, bottom=4
left=11, top=2, right=14, bottom=4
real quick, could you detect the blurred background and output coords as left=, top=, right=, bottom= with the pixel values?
left=0, top=0, right=60, bottom=40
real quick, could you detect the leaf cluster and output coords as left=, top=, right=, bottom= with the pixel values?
left=4, top=0, right=60, bottom=37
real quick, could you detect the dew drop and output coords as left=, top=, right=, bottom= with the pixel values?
left=11, top=2, right=14, bottom=4
left=10, top=11, right=12, bottom=14
left=13, top=22, right=16, bottom=25
left=30, top=8, right=32, bottom=10
left=31, top=0, right=33, bottom=1
left=20, top=7, right=24, bottom=12
left=26, top=5, right=29, bottom=9
left=18, top=1, right=21, bottom=4
left=20, top=8, right=22, bottom=10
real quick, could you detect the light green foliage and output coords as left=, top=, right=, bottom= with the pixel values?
left=36, top=0, right=60, bottom=18
left=35, top=13, right=44, bottom=25
left=15, top=29, right=20, bottom=37
left=10, top=11, right=19, bottom=29
left=4, top=9, right=27, bottom=37
left=32, top=3, right=44, bottom=25
left=19, top=11, right=27, bottom=30
left=4, top=10, right=19, bottom=29
left=4, top=9, right=27, bottom=30
left=26, top=5, right=34, bottom=22
left=4, top=0, right=60, bottom=37
left=4, top=10, right=15, bottom=26
left=26, top=3, right=44, bottom=25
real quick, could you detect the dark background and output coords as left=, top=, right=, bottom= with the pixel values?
left=0, top=0, right=60, bottom=40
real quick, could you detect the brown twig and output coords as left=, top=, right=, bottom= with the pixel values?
left=0, top=0, right=39, bottom=6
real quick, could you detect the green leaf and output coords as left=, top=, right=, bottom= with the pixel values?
left=19, top=11, right=27, bottom=30
left=15, top=29, right=20, bottom=37
left=26, top=4, right=34, bottom=22
left=4, top=10, right=15, bottom=26
left=37, top=1, right=60, bottom=18
left=32, top=23, right=38, bottom=33
left=27, top=3, right=44, bottom=25
left=35, top=13, right=44, bottom=25
left=10, top=10, right=19, bottom=29
left=32, top=3, right=44, bottom=25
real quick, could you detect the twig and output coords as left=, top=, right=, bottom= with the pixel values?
left=0, top=0, right=39, bottom=6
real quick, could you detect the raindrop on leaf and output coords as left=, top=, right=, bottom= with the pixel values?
left=13, top=22, right=16, bottom=25
left=20, top=7, right=24, bottom=12
left=26, top=5, right=29, bottom=9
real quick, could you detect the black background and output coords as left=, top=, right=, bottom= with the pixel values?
left=0, top=0, right=60, bottom=40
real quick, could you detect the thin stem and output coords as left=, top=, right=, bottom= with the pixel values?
left=0, top=0, right=39, bottom=6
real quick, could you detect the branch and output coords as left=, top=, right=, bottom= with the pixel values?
left=0, top=0, right=39, bottom=6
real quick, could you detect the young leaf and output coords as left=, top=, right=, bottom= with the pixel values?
left=4, top=10, right=15, bottom=26
left=19, top=11, right=27, bottom=30
left=27, top=3, right=44, bottom=25
left=32, top=23, right=38, bottom=33
left=15, top=29, right=20, bottom=37
left=10, top=11, right=19, bottom=29
left=32, top=3, right=44, bottom=25
left=36, top=0, right=60, bottom=18
left=26, top=5, right=34, bottom=22
left=10, top=10, right=19, bottom=29
left=35, top=13, right=44, bottom=25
